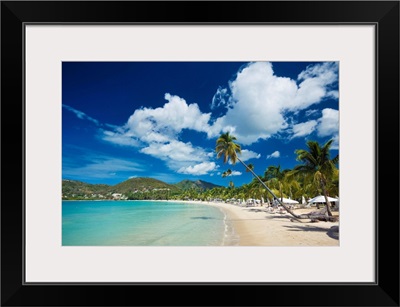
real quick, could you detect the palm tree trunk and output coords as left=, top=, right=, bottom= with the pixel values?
left=235, top=154, right=302, bottom=219
left=321, top=182, right=333, bottom=216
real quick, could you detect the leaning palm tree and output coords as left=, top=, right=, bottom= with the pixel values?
left=292, top=139, right=339, bottom=216
left=215, top=132, right=301, bottom=219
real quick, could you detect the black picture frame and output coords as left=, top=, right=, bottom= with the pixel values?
left=1, top=1, right=399, bottom=306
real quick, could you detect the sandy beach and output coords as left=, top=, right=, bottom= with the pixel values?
left=175, top=200, right=339, bottom=246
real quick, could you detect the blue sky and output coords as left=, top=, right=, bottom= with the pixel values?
left=62, top=61, right=339, bottom=187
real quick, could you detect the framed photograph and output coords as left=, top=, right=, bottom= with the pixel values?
left=1, top=1, right=399, bottom=306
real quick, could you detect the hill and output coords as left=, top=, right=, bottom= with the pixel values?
left=62, top=179, right=110, bottom=197
left=174, top=179, right=221, bottom=191
left=62, top=177, right=219, bottom=200
left=110, top=177, right=180, bottom=194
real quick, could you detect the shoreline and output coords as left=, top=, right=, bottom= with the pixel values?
left=172, top=200, right=339, bottom=246
left=63, top=199, right=339, bottom=246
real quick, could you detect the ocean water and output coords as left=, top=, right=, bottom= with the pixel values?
left=62, top=200, right=239, bottom=246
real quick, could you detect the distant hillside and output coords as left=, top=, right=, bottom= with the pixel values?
left=174, top=179, right=221, bottom=191
left=62, top=179, right=110, bottom=196
left=62, top=177, right=219, bottom=200
left=110, top=177, right=180, bottom=194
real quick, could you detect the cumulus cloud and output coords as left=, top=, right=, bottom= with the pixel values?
left=317, top=108, right=339, bottom=150
left=101, top=94, right=218, bottom=175
left=317, top=108, right=339, bottom=137
left=207, top=61, right=338, bottom=144
left=229, top=149, right=260, bottom=164
left=140, top=140, right=208, bottom=163
left=120, top=93, right=212, bottom=144
left=290, top=120, right=318, bottom=139
left=99, top=62, right=338, bottom=175
left=288, top=108, right=339, bottom=145
left=330, top=134, right=339, bottom=150
left=266, top=151, right=280, bottom=159
left=178, top=162, right=217, bottom=175
left=139, top=140, right=217, bottom=175
left=229, top=170, right=242, bottom=176
left=240, top=149, right=261, bottom=161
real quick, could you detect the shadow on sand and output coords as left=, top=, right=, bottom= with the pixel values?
left=245, top=208, right=267, bottom=213
left=284, top=224, right=339, bottom=240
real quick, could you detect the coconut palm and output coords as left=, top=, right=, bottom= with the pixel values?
left=264, top=165, right=290, bottom=202
left=246, top=163, right=254, bottom=172
left=292, top=139, right=339, bottom=216
left=216, top=132, right=300, bottom=218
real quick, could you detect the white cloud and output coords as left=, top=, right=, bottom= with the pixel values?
left=316, top=108, right=339, bottom=150
left=141, top=140, right=207, bottom=163
left=317, top=108, right=339, bottom=137
left=305, top=109, right=319, bottom=117
left=63, top=104, right=100, bottom=125
left=229, top=170, right=242, bottom=176
left=229, top=149, right=260, bottom=164
left=140, top=140, right=216, bottom=175
left=327, top=90, right=339, bottom=99
left=63, top=156, right=144, bottom=179
left=266, top=151, right=280, bottom=159
left=290, top=120, right=318, bottom=139
left=125, top=93, right=211, bottom=143
left=99, top=63, right=339, bottom=175
left=285, top=108, right=338, bottom=143
left=178, top=162, right=217, bottom=175
left=208, top=61, right=338, bottom=144
left=103, top=93, right=212, bottom=147
left=240, top=149, right=261, bottom=161
left=298, top=62, right=338, bottom=84
left=211, top=86, right=231, bottom=109
left=101, top=94, right=218, bottom=175
left=330, top=134, right=339, bottom=150
left=101, top=130, right=141, bottom=147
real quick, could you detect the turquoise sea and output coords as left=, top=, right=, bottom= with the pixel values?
left=62, top=200, right=239, bottom=246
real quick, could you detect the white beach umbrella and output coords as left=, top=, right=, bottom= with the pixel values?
left=308, top=195, right=338, bottom=203
left=280, top=197, right=299, bottom=204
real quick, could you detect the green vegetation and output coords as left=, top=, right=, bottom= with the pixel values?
left=291, top=139, right=339, bottom=216
left=175, top=179, right=220, bottom=191
left=62, top=180, right=111, bottom=200
left=62, top=139, right=339, bottom=214
left=215, top=131, right=301, bottom=218
left=213, top=133, right=339, bottom=220
left=62, top=177, right=220, bottom=200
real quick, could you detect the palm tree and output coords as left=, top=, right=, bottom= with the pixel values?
left=292, top=139, right=339, bottom=216
left=264, top=165, right=290, bottom=202
left=246, top=163, right=254, bottom=172
left=216, top=132, right=300, bottom=218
